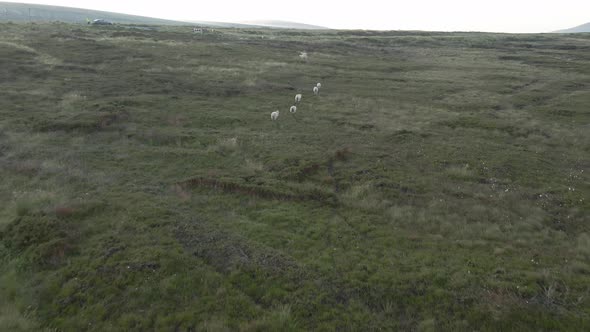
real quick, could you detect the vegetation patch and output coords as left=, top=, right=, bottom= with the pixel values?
left=178, top=177, right=337, bottom=206
left=0, top=22, right=588, bottom=330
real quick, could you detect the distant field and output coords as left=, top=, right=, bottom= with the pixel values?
left=0, top=22, right=589, bottom=331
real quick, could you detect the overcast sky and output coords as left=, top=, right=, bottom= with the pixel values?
left=15, top=0, right=590, bottom=32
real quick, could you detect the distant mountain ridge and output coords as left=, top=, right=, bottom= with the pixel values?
left=555, top=22, right=590, bottom=33
left=239, top=20, right=328, bottom=30
left=0, top=2, right=329, bottom=29
left=184, top=20, right=264, bottom=29
left=0, top=2, right=190, bottom=25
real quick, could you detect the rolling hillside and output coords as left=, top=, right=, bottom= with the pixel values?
left=0, top=2, right=325, bottom=29
left=556, top=21, right=590, bottom=33
left=0, top=23, right=589, bottom=331
left=0, top=1, right=190, bottom=25
left=240, top=20, right=328, bottom=29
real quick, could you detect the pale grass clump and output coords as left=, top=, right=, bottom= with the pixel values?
left=220, top=137, right=238, bottom=148
left=576, top=233, right=590, bottom=257
left=385, top=198, right=542, bottom=241
left=40, top=160, right=66, bottom=174
left=142, top=65, right=241, bottom=75
left=12, top=189, right=60, bottom=219
left=389, top=201, right=471, bottom=236
left=0, top=298, right=45, bottom=332
left=513, top=210, right=545, bottom=233
left=171, top=184, right=191, bottom=202
left=209, top=137, right=239, bottom=155
left=19, top=87, right=53, bottom=97
left=36, top=53, right=62, bottom=66
left=569, top=260, right=590, bottom=275
left=0, top=41, right=61, bottom=67
left=387, top=205, right=416, bottom=224
left=165, top=65, right=191, bottom=72
left=263, top=61, right=288, bottom=68
left=199, top=318, right=231, bottom=332
left=59, top=92, right=86, bottom=112
left=467, top=203, right=496, bottom=223
left=244, top=159, right=264, bottom=173
left=0, top=40, right=37, bottom=53
left=481, top=223, right=503, bottom=240
left=446, top=164, right=475, bottom=179
left=350, top=97, right=375, bottom=113
left=342, top=183, right=391, bottom=211
left=417, top=318, right=436, bottom=332
left=142, top=67, right=163, bottom=73
left=440, top=89, right=503, bottom=107
left=270, top=304, right=293, bottom=325
left=372, top=103, right=452, bottom=133
left=241, top=304, right=296, bottom=331
left=195, top=65, right=242, bottom=75
left=387, top=204, right=451, bottom=233
left=98, top=37, right=188, bottom=48
left=241, top=60, right=288, bottom=76
left=242, top=76, right=258, bottom=87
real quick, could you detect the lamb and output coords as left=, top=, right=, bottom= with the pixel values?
left=317, top=83, right=322, bottom=88
left=271, top=110, right=279, bottom=120
left=313, top=86, right=319, bottom=95
left=295, top=94, right=302, bottom=104
left=290, top=105, right=297, bottom=113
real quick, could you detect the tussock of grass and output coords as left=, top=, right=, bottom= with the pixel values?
left=576, top=233, right=590, bottom=257
left=208, top=137, right=239, bottom=154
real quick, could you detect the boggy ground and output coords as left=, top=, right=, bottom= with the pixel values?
left=0, top=22, right=589, bottom=331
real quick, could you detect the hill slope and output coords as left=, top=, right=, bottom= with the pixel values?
left=184, top=20, right=267, bottom=28
left=0, top=1, right=190, bottom=25
left=556, top=21, right=590, bottom=33
left=240, top=20, right=328, bottom=29
left=0, top=24, right=589, bottom=330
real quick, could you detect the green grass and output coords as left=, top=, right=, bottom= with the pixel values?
left=0, top=22, right=589, bottom=331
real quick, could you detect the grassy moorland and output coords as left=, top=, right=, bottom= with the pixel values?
left=0, top=22, right=589, bottom=331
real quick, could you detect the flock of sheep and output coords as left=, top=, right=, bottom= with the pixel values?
left=271, top=82, right=322, bottom=121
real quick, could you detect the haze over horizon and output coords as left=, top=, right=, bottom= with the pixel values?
left=5, top=0, right=590, bottom=32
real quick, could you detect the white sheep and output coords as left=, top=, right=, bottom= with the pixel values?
left=299, top=51, right=308, bottom=61
left=317, top=83, right=322, bottom=88
left=295, top=94, right=302, bottom=104
left=271, top=110, right=279, bottom=120
left=313, top=86, right=319, bottom=95
left=290, top=105, right=297, bottom=113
